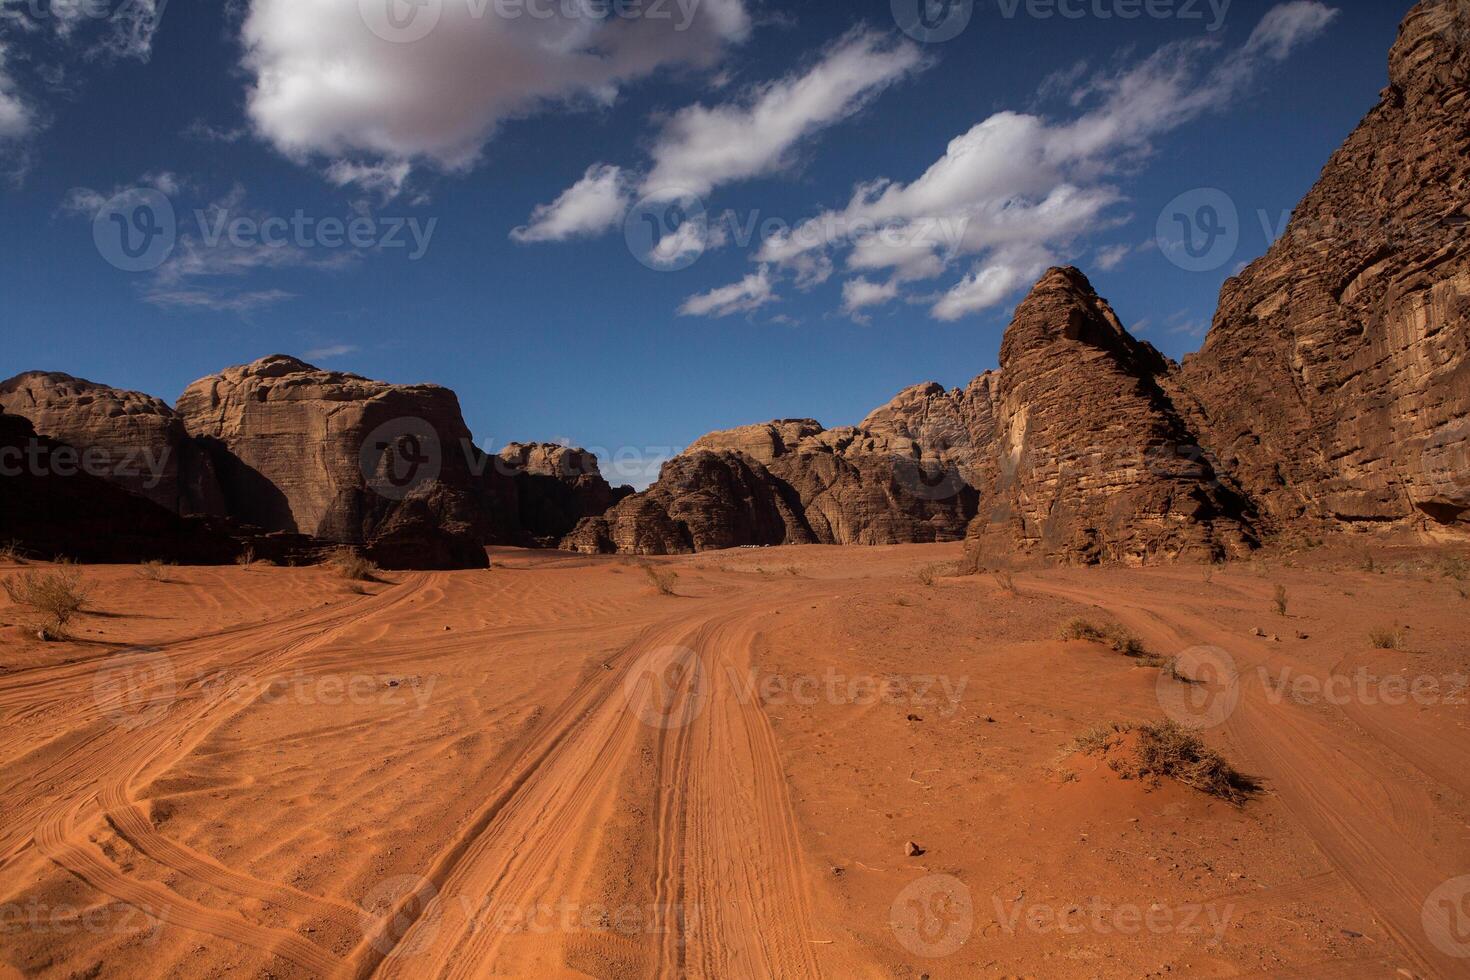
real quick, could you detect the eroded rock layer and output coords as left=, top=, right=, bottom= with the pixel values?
left=1178, top=0, right=1470, bottom=531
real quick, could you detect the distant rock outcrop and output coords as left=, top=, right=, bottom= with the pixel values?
left=974, top=267, right=1257, bottom=564
left=176, top=355, right=515, bottom=569
left=1177, top=0, right=1470, bottom=531
left=496, top=442, right=632, bottom=544
left=0, top=372, right=225, bottom=515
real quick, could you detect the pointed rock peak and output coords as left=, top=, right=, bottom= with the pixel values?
left=1390, top=0, right=1469, bottom=94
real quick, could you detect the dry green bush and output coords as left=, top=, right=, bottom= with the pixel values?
left=1368, top=627, right=1402, bottom=650
left=137, top=559, right=171, bottom=582
left=4, top=567, right=90, bottom=639
left=643, top=565, right=678, bottom=596
left=1059, top=618, right=1150, bottom=659
left=330, top=549, right=380, bottom=583
left=1120, top=720, right=1256, bottom=803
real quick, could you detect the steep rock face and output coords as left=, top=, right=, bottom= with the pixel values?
left=0, top=371, right=225, bottom=515
left=176, top=355, right=514, bottom=569
left=979, top=268, right=1258, bottom=564
left=0, top=406, right=309, bottom=564
left=1178, top=0, right=1470, bottom=530
left=497, top=442, right=632, bottom=543
left=562, top=451, right=811, bottom=554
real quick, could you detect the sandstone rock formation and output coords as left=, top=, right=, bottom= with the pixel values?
left=496, top=443, right=632, bottom=544
left=176, top=355, right=515, bottom=569
left=563, top=410, right=987, bottom=555
left=1177, top=0, right=1470, bottom=531
left=0, top=406, right=316, bottom=565
left=976, top=267, right=1258, bottom=564
left=0, top=372, right=225, bottom=515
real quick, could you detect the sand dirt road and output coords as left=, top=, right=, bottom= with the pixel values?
left=1, top=542, right=1467, bottom=978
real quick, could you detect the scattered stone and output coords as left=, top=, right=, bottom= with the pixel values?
left=905, top=841, right=925, bottom=857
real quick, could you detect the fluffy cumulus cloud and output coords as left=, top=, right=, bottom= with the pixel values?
left=752, top=1, right=1337, bottom=322
left=517, top=29, right=925, bottom=267
left=677, top=265, right=774, bottom=318
left=241, top=0, right=750, bottom=180
left=841, top=276, right=899, bottom=314
left=639, top=30, right=925, bottom=197
left=512, top=163, right=629, bottom=243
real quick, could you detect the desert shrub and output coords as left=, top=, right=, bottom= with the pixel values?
left=1368, top=627, right=1402, bottom=650
left=1439, top=556, right=1467, bottom=581
left=0, top=540, right=25, bottom=564
left=235, top=546, right=256, bottom=567
left=1070, top=726, right=1116, bottom=755
left=918, top=563, right=946, bottom=587
left=1272, top=584, right=1288, bottom=616
left=1059, top=618, right=1149, bottom=659
left=138, top=560, right=170, bottom=582
left=643, top=565, right=678, bottom=596
left=4, top=567, right=90, bottom=638
left=330, top=549, right=380, bottom=583
left=1120, top=720, right=1255, bottom=803
left=991, top=569, right=1018, bottom=595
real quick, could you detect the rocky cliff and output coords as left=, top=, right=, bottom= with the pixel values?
left=977, top=268, right=1258, bottom=564
left=1177, top=0, right=1470, bottom=531
left=175, top=355, right=517, bottom=569
left=497, top=442, right=632, bottom=544
left=0, top=372, right=225, bottom=516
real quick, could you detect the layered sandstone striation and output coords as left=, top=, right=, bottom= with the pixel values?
left=175, top=355, right=517, bottom=569
left=976, top=268, right=1258, bottom=564
left=0, top=372, right=225, bottom=515
left=1177, top=0, right=1470, bottom=530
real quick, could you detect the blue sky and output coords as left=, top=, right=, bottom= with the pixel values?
left=0, top=0, right=1407, bottom=486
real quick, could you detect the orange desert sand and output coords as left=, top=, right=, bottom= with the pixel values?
left=2, top=542, right=1468, bottom=978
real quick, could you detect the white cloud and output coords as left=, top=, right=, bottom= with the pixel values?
left=1093, top=243, right=1134, bottom=270
left=303, top=343, right=359, bottom=360
left=755, top=2, right=1336, bottom=320
left=0, top=43, right=30, bottom=139
left=640, top=30, right=925, bottom=197
left=143, top=287, right=295, bottom=313
left=841, top=276, right=899, bottom=313
left=325, top=160, right=411, bottom=203
left=511, top=164, right=630, bottom=243
left=649, top=216, right=728, bottom=268
left=678, top=265, right=775, bottom=318
left=240, top=0, right=751, bottom=173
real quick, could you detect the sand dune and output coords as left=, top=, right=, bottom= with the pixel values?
left=2, top=542, right=1468, bottom=978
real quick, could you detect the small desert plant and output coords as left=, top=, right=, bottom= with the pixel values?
left=1121, top=720, right=1255, bottom=803
left=991, top=568, right=1018, bottom=595
left=1360, top=551, right=1377, bottom=574
left=4, top=567, right=90, bottom=639
left=894, top=595, right=914, bottom=607
left=1368, top=627, right=1402, bottom=650
left=235, top=545, right=256, bottom=567
left=1439, top=555, right=1467, bottom=582
left=1202, top=564, right=1215, bottom=584
left=1272, top=584, right=1288, bottom=616
left=1071, top=725, right=1116, bottom=755
left=1059, top=618, right=1148, bottom=658
left=917, top=563, right=945, bottom=587
left=330, top=549, right=380, bottom=583
left=643, top=565, right=678, bottom=596
left=138, top=560, right=170, bottom=582
left=0, top=540, right=25, bottom=564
